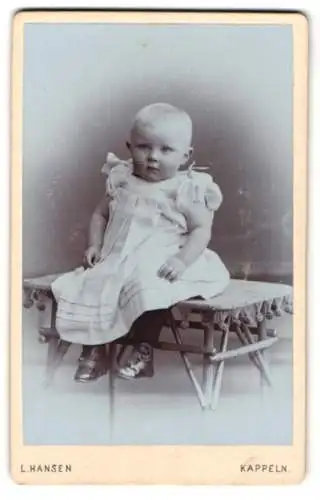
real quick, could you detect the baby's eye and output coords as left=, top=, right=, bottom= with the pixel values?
left=136, top=144, right=149, bottom=150
left=162, top=146, right=174, bottom=153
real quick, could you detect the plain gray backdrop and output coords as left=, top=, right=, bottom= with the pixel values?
left=22, top=23, right=293, bottom=282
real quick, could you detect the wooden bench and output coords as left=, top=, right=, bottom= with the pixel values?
left=23, top=273, right=293, bottom=411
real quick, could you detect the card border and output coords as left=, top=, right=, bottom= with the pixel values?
left=10, top=10, right=308, bottom=485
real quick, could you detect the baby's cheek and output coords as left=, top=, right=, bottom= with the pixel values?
left=166, top=164, right=180, bottom=178
left=133, top=153, right=143, bottom=164
left=133, top=160, right=146, bottom=174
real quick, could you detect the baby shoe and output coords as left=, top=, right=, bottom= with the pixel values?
left=74, top=345, right=109, bottom=382
left=117, top=342, right=154, bottom=380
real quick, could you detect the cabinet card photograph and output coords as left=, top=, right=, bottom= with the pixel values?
left=10, top=10, right=308, bottom=485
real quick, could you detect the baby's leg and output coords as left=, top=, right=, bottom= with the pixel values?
left=132, top=309, right=167, bottom=344
left=117, top=309, right=167, bottom=380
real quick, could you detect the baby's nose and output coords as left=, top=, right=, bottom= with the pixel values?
left=148, top=148, right=160, bottom=161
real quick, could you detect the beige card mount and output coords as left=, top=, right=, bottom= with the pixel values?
left=11, top=10, right=308, bottom=485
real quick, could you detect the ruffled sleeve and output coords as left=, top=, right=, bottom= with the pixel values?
left=176, top=172, right=223, bottom=214
left=101, top=152, right=132, bottom=197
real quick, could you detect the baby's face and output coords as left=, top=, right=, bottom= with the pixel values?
left=128, top=118, right=192, bottom=182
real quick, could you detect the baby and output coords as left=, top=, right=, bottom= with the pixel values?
left=51, top=103, right=230, bottom=382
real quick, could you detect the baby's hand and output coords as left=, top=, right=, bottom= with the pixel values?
left=84, top=245, right=101, bottom=268
left=158, top=257, right=187, bottom=282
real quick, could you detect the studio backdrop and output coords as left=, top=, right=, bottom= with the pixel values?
left=22, top=23, right=293, bottom=282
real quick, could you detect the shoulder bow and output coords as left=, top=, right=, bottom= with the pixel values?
left=101, top=152, right=132, bottom=175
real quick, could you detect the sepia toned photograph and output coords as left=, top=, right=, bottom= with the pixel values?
left=11, top=10, right=308, bottom=485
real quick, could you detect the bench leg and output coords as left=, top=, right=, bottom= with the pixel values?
left=211, top=328, right=229, bottom=410
left=257, top=319, right=270, bottom=391
left=38, top=298, right=57, bottom=344
left=170, top=317, right=206, bottom=409
left=45, top=339, right=71, bottom=386
left=242, top=323, right=273, bottom=388
left=235, top=325, right=272, bottom=386
left=44, top=299, right=72, bottom=386
left=46, top=337, right=59, bottom=382
left=202, top=323, right=216, bottom=409
left=30, top=292, right=54, bottom=344
left=108, top=342, right=117, bottom=442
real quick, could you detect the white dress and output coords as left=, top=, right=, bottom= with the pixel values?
left=51, top=155, right=230, bottom=345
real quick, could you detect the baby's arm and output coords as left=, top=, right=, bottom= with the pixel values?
left=85, top=195, right=110, bottom=266
left=177, top=205, right=212, bottom=264
left=158, top=204, right=213, bottom=282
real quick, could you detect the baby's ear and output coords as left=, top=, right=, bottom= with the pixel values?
left=185, top=147, right=193, bottom=162
left=126, top=141, right=131, bottom=151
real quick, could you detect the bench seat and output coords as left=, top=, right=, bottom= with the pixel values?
left=22, top=273, right=293, bottom=411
